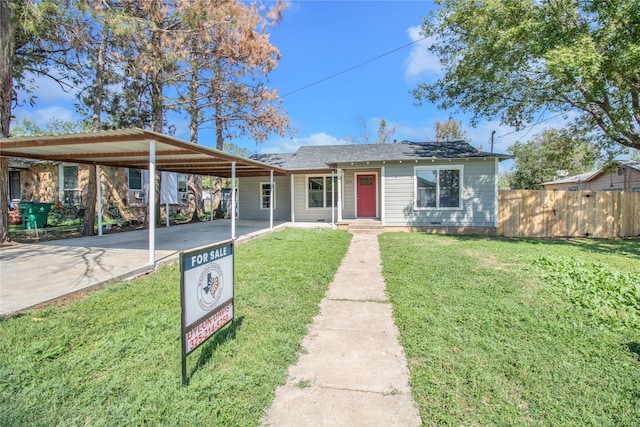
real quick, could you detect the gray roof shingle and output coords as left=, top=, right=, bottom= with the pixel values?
left=542, top=159, right=640, bottom=185
left=252, top=140, right=510, bottom=171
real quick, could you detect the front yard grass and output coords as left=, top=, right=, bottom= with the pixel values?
left=379, top=234, right=640, bottom=426
left=0, top=228, right=352, bottom=426
left=2, top=229, right=638, bottom=426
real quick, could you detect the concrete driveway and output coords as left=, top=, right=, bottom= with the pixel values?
left=0, top=220, right=289, bottom=315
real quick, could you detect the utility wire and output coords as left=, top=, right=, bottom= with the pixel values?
left=493, top=112, right=567, bottom=144
left=280, top=36, right=428, bottom=98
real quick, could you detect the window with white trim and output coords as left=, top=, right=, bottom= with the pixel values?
left=307, top=176, right=337, bottom=208
left=63, top=165, right=79, bottom=190
left=260, top=182, right=275, bottom=210
left=414, top=166, right=462, bottom=209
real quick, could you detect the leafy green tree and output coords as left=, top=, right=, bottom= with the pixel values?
left=0, top=0, right=67, bottom=243
left=414, top=0, right=640, bottom=152
left=10, top=118, right=90, bottom=136
left=508, top=128, right=598, bottom=189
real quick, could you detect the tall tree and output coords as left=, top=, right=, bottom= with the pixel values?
left=508, top=127, right=598, bottom=189
left=56, top=1, right=112, bottom=236
left=77, top=1, right=115, bottom=236
left=179, top=0, right=289, bottom=151
left=435, top=119, right=468, bottom=142
left=345, top=116, right=396, bottom=144
left=175, top=0, right=290, bottom=219
left=376, top=119, right=396, bottom=144
left=414, top=0, right=640, bottom=153
left=120, top=0, right=183, bottom=224
left=0, top=0, right=65, bottom=243
left=0, top=0, right=15, bottom=243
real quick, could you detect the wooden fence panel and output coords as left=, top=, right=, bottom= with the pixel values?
left=498, top=190, right=640, bottom=239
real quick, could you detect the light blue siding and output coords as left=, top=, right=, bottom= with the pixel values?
left=291, top=174, right=339, bottom=222
left=237, top=176, right=291, bottom=221
left=237, top=159, right=498, bottom=227
left=383, top=160, right=497, bottom=227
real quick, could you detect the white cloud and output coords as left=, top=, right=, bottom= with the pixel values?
left=259, top=132, right=345, bottom=153
left=14, top=106, right=78, bottom=128
left=18, top=72, right=79, bottom=104
left=403, top=26, right=442, bottom=82
left=394, top=122, right=433, bottom=142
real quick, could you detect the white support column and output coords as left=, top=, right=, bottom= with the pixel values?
left=337, top=168, right=343, bottom=222
left=209, top=175, right=213, bottom=221
left=163, top=171, right=169, bottom=228
left=269, top=169, right=274, bottom=231
left=331, top=170, right=335, bottom=225
left=148, top=140, right=156, bottom=267
left=290, top=174, right=295, bottom=223
left=494, top=158, right=499, bottom=228
left=231, top=161, right=236, bottom=241
left=97, top=165, right=103, bottom=236
left=381, top=166, right=385, bottom=226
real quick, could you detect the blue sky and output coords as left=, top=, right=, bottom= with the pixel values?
left=14, top=0, right=574, bottom=169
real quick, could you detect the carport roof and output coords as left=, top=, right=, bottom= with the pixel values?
left=0, top=128, right=287, bottom=177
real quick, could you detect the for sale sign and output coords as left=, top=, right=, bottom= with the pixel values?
left=180, top=240, right=234, bottom=384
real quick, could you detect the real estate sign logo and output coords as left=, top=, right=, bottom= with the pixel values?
left=197, top=263, right=223, bottom=311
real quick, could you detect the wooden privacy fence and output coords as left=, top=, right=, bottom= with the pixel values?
left=498, top=190, right=640, bottom=239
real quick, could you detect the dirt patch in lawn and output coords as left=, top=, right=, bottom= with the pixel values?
left=462, top=249, right=511, bottom=271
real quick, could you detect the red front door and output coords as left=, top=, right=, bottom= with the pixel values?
left=357, top=174, right=377, bottom=217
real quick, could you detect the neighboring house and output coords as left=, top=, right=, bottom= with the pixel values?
left=542, top=160, right=640, bottom=191
left=240, top=140, right=510, bottom=233
left=7, top=158, right=193, bottom=219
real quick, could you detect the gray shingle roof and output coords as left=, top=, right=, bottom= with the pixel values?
left=542, top=159, right=640, bottom=185
left=542, top=170, right=600, bottom=185
left=619, top=159, right=640, bottom=172
left=252, top=140, right=510, bottom=171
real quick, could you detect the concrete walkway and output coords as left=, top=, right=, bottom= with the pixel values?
left=0, top=220, right=297, bottom=315
left=261, top=232, right=422, bottom=427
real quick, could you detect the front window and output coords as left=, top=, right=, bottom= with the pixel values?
left=61, top=165, right=81, bottom=205
left=307, top=176, right=337, bottom=208
left=9, top=171, right=20, bottom=200
left=260, top=182, right=275, bottom=210
left=177, top=174, right=188, bottom=194
left=128, top=169, right=143, bottom=190
left=63, top=165, right=79, bottom=190
left=177, top=174, right=188, bottom=202
left=415, top=166, right=462, bottom=209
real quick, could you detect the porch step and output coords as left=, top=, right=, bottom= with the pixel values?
left=344, top=221, right=384, bottom=235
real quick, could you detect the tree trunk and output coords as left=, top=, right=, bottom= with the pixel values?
left=0, top=0, right=16, bottom=243
left=186, top=56, right=203, bottom=223
left=186, top=174, right=202, bottom=222
left=83, top=29, right=108, bottom=237
left=150, top=61, right=163, bottom=226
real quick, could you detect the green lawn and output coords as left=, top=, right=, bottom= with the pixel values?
left=379, top=234, right=640, bottom=426
left=0, top=228, right=352, bottom=426
left=2, top=229, right=638, bottom=426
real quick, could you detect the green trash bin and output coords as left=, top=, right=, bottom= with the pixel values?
left=19, top=202, right=52, bottom=229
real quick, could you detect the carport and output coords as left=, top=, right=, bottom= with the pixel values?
left=0, top=128, right=287, bottom=266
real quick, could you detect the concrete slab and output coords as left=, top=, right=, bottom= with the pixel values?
left=262, top=387, right=421, bottom=427
left=0, top=220, right=303, bottom=315
left=286, top=328, right=412, bottom=394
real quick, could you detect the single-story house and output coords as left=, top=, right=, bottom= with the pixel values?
left=239, top=140, right=510, bottom=234
left=542, top=160, right=640, bottom=191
